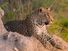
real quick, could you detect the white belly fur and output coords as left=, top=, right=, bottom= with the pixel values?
left=34, top=25, right=48, bottom=35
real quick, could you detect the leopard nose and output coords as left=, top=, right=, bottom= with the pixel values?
left=44, top=21, right=49, bottom=25
left=42, top=20, right=49, bottom=25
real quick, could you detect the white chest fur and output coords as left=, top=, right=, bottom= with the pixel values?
left=34, top=25, right=48, bottom=35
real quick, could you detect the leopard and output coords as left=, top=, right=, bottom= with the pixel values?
left=4, top=7, right=53, bottom=36
left=4, top=7, right=61, bottom=49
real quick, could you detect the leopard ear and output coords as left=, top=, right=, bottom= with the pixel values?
left=38, top=8, right=42, bottom=12
left=46, top=7, right=51, bottom=11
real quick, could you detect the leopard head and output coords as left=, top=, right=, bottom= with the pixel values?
left=30, top=7, right=53, bottom=26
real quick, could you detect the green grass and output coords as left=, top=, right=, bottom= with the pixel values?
left=3, top=11, right=16, bottom=23
left=48, top=16, right=68, bottom=42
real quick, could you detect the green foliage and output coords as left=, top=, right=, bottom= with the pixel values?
left=60, top=17, right=68, bottom=28
left=61, top=32, right=68, bottom=42
left=4, top=11, right=15, bottom=23
left=48, top=16, right=68, bottom=42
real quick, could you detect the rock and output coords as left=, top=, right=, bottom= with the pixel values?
left=0, top=32, right=49, bottom=51
left=51, top=35, right=68, bottom=51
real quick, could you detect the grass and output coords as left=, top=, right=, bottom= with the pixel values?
left=3, top=11, right=16, bottom=23
left=48, top=16, right=68, bottom=42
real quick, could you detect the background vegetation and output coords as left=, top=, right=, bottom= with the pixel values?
left=0, top=0, right=68, bottom=42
